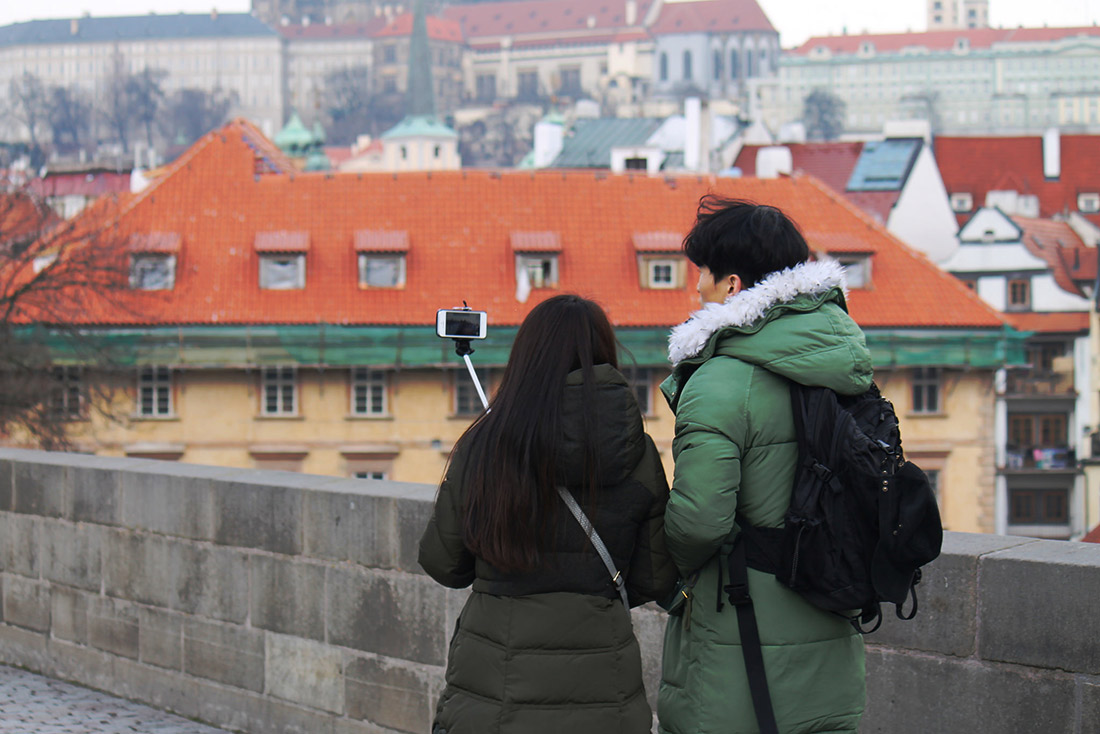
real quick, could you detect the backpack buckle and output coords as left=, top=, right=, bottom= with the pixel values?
left=723, top=580, right=751, bottom=606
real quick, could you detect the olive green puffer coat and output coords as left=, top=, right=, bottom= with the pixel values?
left=419, top=363, right=677, bottom=734
left=658, top=260, right=874, bottom=734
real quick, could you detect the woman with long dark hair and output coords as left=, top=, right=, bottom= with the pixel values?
left=419, top=294, right=676, bottom=734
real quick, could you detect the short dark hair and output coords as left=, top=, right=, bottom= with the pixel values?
left=682, top=196, right=810, bottom=288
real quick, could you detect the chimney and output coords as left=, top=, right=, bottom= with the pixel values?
left=1043, top=127, right=1060, bottom=179
left=70, top=18, right=79, bottom=35
left=626, top=0, right=637, bottom=25
left=684, top=97, right=701, bottom=171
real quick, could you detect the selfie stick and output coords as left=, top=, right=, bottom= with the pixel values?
left=453, top=339, right=490, bottom=412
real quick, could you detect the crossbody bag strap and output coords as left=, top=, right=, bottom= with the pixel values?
left=556, top=486, right=630, bottom=611
left=724, top=535, right=780, bottom=734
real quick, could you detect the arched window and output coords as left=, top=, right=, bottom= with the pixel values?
left=659, top=52, right=668, bottom=81
left=683, top=50, right=693, bottom=81
left=745, top=51, right=754, bottom=77
left=759, top=48, right=768, bottom=75
left=713, top=49, right=722, bottom=80
left=730, top=49, right=740, bottom=79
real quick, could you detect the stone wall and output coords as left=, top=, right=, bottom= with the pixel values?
left=0, top=448, right=1097, bottom=733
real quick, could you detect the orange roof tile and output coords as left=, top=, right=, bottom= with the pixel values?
left=934, top=135, right=1100, bottom=228
left=373, top=13, right=465, bottom=42
left=41, top=121, right=1005, bottom=332
left=1002, top=312, right=1089, bottom=334
left=1084, top=524, right=1100, bottom=543
left=1012, top=215, right=1094, bottom=298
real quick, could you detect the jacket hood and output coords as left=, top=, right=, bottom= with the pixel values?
left=558, top=363, right=645, bottom=487
left=665, top=259, right=873, bottom=397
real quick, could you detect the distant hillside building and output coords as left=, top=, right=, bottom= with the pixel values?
left=927, top=0, right=989, bottom=31
left=0, top=13, right=284, bottom=139
left=759, top=27, right=1100, bottom=136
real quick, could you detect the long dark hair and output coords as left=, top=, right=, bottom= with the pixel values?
left=453, top=294, right=619, bottom=574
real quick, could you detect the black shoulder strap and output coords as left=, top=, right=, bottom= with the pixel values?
left=724, top=536, right=780, bottom=734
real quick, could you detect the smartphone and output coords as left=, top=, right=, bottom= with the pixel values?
left=436, top=309, right=488, bottom=339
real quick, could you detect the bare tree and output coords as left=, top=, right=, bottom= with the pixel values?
left=100, top=52, right=137, bottom=152
left=322, top=65, right=376, bottom=145
left=127, top=68, right=167, bottom=148
left=0, top=185, right=129, bottom=449
left=161, top=87, right=238, bottom=146
left=46, top=86, right=92, bottom=155
left=8, top=73, right=49, bottom=151
left=803, top=88, right=847, bottom=141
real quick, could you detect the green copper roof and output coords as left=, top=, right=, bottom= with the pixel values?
left=551, top=117, right=663, bottom=168
left=274, top=112, right=314, bottom=152
left=381, top=114, right=457, bottom=140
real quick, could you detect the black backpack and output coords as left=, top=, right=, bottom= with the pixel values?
left=719, top=381, right=943, bottom=734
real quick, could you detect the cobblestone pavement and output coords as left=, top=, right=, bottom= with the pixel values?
left=0, top=664, right=232, bottom=734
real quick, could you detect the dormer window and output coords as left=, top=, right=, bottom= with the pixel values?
left=128, top=232, right=180, bottom=290
left=833, top=253, right=872, bottom=289
left=1078, top=193, right=1100, bottom=213
left=950, top=192, right=973, bottom=213
left=954, top=37, right=969, bottom=53
left=512, top=231, right=561, bottom=289
left=256, top=231, right=309, bottom=290
left=633, top=231, right=686, bottom=289
left=355, top=230, right=408, bottom=288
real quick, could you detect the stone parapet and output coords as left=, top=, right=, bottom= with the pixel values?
left=0, top=448, right=1097, bottom=733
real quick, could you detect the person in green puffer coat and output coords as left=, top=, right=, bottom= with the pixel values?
left=658, top=197, right=873, bottom=734
left=419, top=294, right=677, bottom=734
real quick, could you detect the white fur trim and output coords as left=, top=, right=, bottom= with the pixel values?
left=668, top=259, right=848, bottom=365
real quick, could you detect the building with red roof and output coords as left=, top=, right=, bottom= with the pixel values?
left=10, top=120, right=1025, bottom=535
left=757, top=26, right=1100, bottom=137
left=944, top=206, right=1098, bottom=540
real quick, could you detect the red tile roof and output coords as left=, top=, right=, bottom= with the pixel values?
left=1012, top=216, right=1094, bottom=298
left=734, top=143, right=901, bottom=224
left=373, top=13, right=465, bottom=42
left=444, top=0, right=652, bottom=40
left=1002, top=312, right=1089, bottom=334
left=649, top=0, right=775, bottom=35
left=934, top=135, right=1100, bottom=228
left=41, top=120, right=1005, bottom=332
left=1084, top=524, right=1100, bottom=543
left=791, top=26, right=1100, bottom=56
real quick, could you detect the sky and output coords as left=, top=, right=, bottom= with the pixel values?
left=0, top=0, right=1097, bottom=47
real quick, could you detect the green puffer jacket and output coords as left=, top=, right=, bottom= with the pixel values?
left=658, top=260, right=874, bottom=734
left=419, top=363, right=677, bottom=734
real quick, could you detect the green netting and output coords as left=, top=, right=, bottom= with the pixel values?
left=13, top=324, right=1029, bottom=370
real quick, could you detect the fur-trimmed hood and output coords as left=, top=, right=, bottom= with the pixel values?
left=668, top=259, right=848, bottom=365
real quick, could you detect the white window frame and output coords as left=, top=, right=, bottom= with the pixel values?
left=835, top=254, right=871, bottom=289
left=515, top=254, right=559, bottom=289
left=626, top=367, right=653, bottom=415
left=911, top=367, right=942, bottom=415
left=358, top=254, right=406, bottom=288
left=1077, top=193, right=1100, bottom=213
left=261, top=366, right=298, bottom=416
left=950, top=192, right=973, bottom=213
left=130, top=254, right=176, bottom=290
left=137, top=366, right=173, bottom=417
left=350, top=368, right=388, bottom=416
left=645, top=258, right=679, bottom=289
left=259, top=254, right=305, bottom=290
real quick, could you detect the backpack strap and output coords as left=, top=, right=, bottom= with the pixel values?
left=556, top=486, right=630, bottom=611
left=723, top=534, right=780, bottom=734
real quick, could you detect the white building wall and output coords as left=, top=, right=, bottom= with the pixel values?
left=1031, top=274, right=1092, bottom=312
left=886, top=145, right=959, bottom=263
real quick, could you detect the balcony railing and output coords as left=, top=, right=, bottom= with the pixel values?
left=1005, top=369, right=1075, bottom=396
left=1004, top=445, right=1075, bottom=470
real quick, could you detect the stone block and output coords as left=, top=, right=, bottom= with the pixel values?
left=103, top=530, right=248, bottom=623
left=978, top=540, right=1100, bottom=674
left=871, top=532, right=1032, bottom=657
left=0, top=459, right=12, bottom=511
left=1082, top=676, right=1100, bottom=732
left=183, top=617, right=265, bottom=692
left=120, top=469, right=215, bottom=541
left=327, top=566, right=447, bottom=666
left=139, top=606, right=183, bottom=670
left=249, top=555, right=325, bottom=640
left=631, top=605, right=665, bottom=711
left=87, top=595, right=139, bottom=659
left=862, top=648, right=1076, bottom=733
left=12, top=461, right=68, bottom=518
left=50, top=585, right=89, bottom=644
left=213, top=479, right=303, bottom=555
left=0, top=513, right=39, bottom=577
left=2, top=575, right=50, bottom=632
left=69, top=460, right=132, bottom=525
left=303, top=488, right=398, bottom=568
left=335, top=720, right=406, bottom=734
left=41, top=521, right=102, bottom=591
left=345, top=654, right=435, bottom=733
left=0, top=615, right=49, bottom=670
left=266, top=632, right=345, bottom=714
left=395, top=494, right=435, bottom=574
